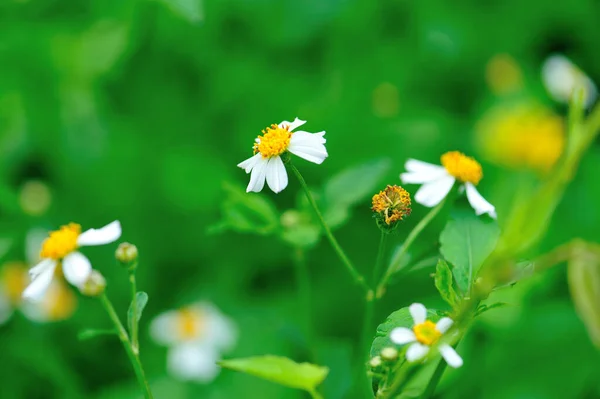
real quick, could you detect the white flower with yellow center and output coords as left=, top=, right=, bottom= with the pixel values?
left=390, top=303, right=463, bottom=368
left=542, top=54, right=597, bottom=108
left=400, top=151, right=496, bottom=218
left=237, top=118, right=328, bottom=193
left=150, top=302, right=237, bottom=382
left=22, top=221, right=122, bottom=301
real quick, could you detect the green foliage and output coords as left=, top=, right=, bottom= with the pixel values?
left=77, top=329, right=116, bottom=341
left=568, top=248, right=600, bottom=348
left=219, top=355, right=329, bottom=396
left=440, top=212, right=500, bottom=296
left=474, top=302, right=509, bottom=317
left=127, top=291, right=148, bottom=333
left=434, top=259, right=459, bottom=308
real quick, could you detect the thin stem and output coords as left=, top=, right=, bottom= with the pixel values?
left=377, top=200, right=446, bottom=298
left=372, top=231, right=388, bottom=284
left=309, top=389, right=324, bottom=399
left=292, top=248, right=312, bottom=339
left=100, top=293, right=154, bottom=399
left=289, top=163, right=370, bottom=293
left=421, top=339, right=462, bottom=399
left=129, top=272, right=139, bottom=354
left=360, top=297, right=375, bottom=398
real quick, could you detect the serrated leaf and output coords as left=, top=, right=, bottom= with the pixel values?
left=440, top=213, right=500, bottom=296
left=78, top=329, right=116, bottom=341
left=435, top=259, right=459, bottom=307
left=370, top=307, right=440, bottom=358
left=127, top=291, right=148, bottom=334
left=219, top=355, right=328, bottom=393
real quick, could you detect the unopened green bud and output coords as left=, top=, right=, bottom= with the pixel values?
left=80, top=270, right=106, bottom=297
left=116, top=242, right=138, bottom=268
left=380, top=347, right=398, bottom=362
left=369, top=355, right=382, bottom=369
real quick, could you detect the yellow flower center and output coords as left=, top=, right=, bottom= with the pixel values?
left=413, top=320, right=442, bottom=346
left=253, top=124, right=292, bottom=158
left=178, top=308, right=205, bottom=340
left=371, top=185, right=412, bottom=225
left=441, top=151, right=483, bottom=185
left=40, top=223, right=81, bottom=260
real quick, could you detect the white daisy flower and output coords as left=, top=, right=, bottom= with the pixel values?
left=542, top=54, right=597, bottom=108
left=401, top=151, right=496, bottom=218
left=390, top=303, right=463, bottom=368
left=150, top=302, right=237, bottom=382
left=22, top=221, right=122, bottom=301
left=237, top=118, right=328, bottom=193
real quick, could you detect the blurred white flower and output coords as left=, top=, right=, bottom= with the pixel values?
left=238, top=118, right=328, bottom=193
left=401, top=151, right=496, bottom=218
left=542, top=54, right=597, bottom=108
left=150, top=302, right=236, bottom=382
left=390, top=303, right=463, bottom=368
left=22, top=221, right=121, bottom=301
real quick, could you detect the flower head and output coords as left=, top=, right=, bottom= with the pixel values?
left=400, top=152, right=496, bottom=218
left=542, top=54, right=597, bottom=108
left=150, top=302, right=237, bottom=382
left=390, top=303, right=463, bottom=368
left=22, top=220, right=122, bottom=301
left=372, top=185, right=411, bottom=230
left=237, top=118, right=328, bottom=193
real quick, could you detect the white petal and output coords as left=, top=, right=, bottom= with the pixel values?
left=439, top=344, right=463, bottom=368
left=29, top=258, right=56, bottom=279
left=62, top=252, right=92, bottom=286
left=77, top=221, right=122, bottom=246
left=265, top=156, right=288, bottom=193
left=436, top=317, right=453, bottom=334
left=406, top=342, right=429, bottom=362
left=409, top=303, right=427, bottom=325
left=542, top=54, right=597, bottom=107
left=22, top=260, right=57, bottom=301
left=390, top=327, right=416, bottom=345
left=150, top=311, right=181, bottom=346
left=400, top=169, right=449, bottom=184
left=288, top=131, right=328, bottom=164
left=246, top=156, right=268, bottom=192
left=167, top=343, right=220, bottom=382
left=278, top=117, right=306, bottom=132
left=465, top=183, right=496, bottom=219
left=404, top=159, right=447, bottom=174
left=237, top=153, right=262, bottom=174
left=201, top=303, right=237, bottom=351
left=414, top=175, right=455, bottom=207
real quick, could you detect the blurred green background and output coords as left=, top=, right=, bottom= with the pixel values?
left=1, top=0, right=600, bottom=398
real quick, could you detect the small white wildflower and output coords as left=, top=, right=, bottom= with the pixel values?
left=542, top=54, right=597, bottom=108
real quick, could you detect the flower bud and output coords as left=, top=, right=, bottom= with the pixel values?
left=380, top=347, right=399, bottom=363
left=369, top=355, right=382, bottom=369
left=79, top=270, right=106, bottom=297
left=371, top=185, right=411, bottom=233
left=116, top=242, right=138, bottom=269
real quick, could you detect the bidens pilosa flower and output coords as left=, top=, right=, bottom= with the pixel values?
left=372, top=185, right=411, bottom=231
left=150, top=302, right=236, bottom=382
left=390, top=303, right=463, bottom=368
left=22, top=221, right=122, bottom=301
left=401, top=151, right=496, bottom=218
left=237, top=118, right=328, bottom=193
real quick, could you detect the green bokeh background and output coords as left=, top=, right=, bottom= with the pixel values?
left=1, top=0, right=600, bottom=398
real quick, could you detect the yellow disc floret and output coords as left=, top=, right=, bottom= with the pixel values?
left=253, top=124, right=292, bottom=158
left=372, top=185, right=412, bottom=225
left=441, top=151, right=483, bottom=185
left=178, top=308, right=205, bottom=340
left=413, top=320, right=442, bottom=346
left=40, top=223, right=81, bottom=260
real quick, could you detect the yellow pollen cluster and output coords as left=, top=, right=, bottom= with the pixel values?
left=40, top=223, right=81, bottom=260
left=371, top=185, right=411, bottom=225
left=413, top=320, right=442, bottom=346
left=253, top=124, right=292, bottom=158
left=178, top=308, right=205, bottom=340
left=441, top=151, right=483, bottom=185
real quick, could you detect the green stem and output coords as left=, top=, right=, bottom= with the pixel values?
left=289, top=163, right=370, bottom=293
left=100, top=293, right=153, bottom=399
left=376, top=200, right=446, bottom=298
left=129, top=272, right=139, bottom=354
left=309, top=389, right=324, bottom=399
left=421, top=339, right=462, bottom=399
left=292, top=248, right=312, bottom=339
left=372, top=231, right=388, bottom=284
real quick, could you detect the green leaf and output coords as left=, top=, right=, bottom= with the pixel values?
left=475, top=302, right=509, bottom=316
left=156, top=0, right=203, bottom=23
left=439, top=212, right=500, bottom=296
left=219, top=355, right=329, bottom=394
left=127, top=291, right=149, bottom=334
left=567, top=248, right=600, bottom=348
left=78, top=329, right=116, bottom=341
left=434, top=259, right=459, bottom=307
left=370, top=307, right=440, bottom=358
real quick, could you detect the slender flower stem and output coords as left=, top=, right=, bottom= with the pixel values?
left=376, top=200, right=446, bottom=298
left=289, top=163, right=371, bottom=293
left=421, top=339, right=462, bottom=399
left=129, top=272, right=139, bottom=354
left=292, top=247, right=312, bottom=338
left=372, top=231, right=388, bottom=284
left=100, top=293, right=154, bottom=399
